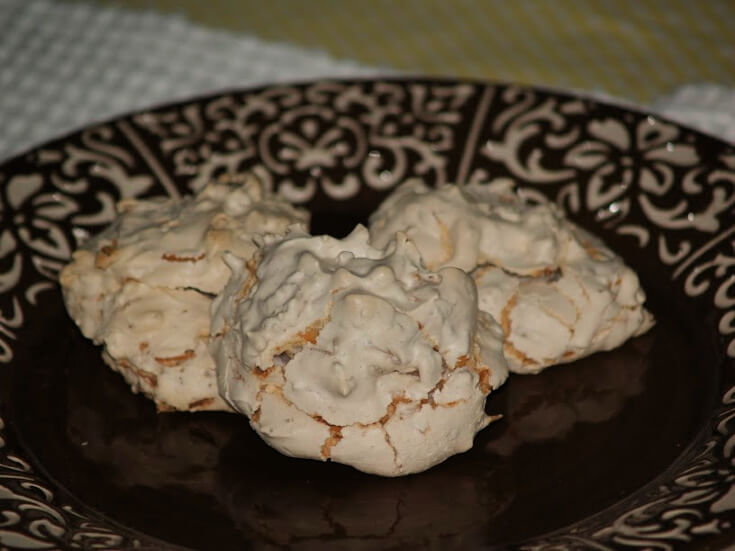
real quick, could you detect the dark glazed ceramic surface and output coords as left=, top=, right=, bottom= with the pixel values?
left=0, top=79, right=733, bottom=550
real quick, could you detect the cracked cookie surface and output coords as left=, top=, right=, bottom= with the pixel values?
left=369, top=179, right=654, bottom=374
left=211, top=225, right=508, bottom=476
left=59, top=176, right=309, bottom=412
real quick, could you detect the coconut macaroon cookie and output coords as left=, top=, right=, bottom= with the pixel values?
left=211, top=225, right=509, bottom=476
left=59, top=177, right=309, bottom=412
left=369, top=179, right=654, bottom=374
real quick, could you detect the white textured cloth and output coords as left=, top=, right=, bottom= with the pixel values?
left=0, top=0, right=379, bottom=160
left=653, top=84, right=735, bottom=145
left=0, top=0, right=732, bottom=162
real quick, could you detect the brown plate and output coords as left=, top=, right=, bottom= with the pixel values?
left=1, top=79, right=734, bottom=550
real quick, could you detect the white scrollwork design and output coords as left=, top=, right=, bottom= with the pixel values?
left=0, top=120, right=179, bottom=548
left=131, top=81, right=474, bottom=202
left=479, top=89, right=735, bottom=279
left=683, top=244, right=735, bottom=357
left=484, top=89, right=581, bottom=184
left=0, top=415, right=136, bottom=549
left=466, top=84, right=735, bottom=549
left=0, top=119, right=170, bottom=366
left=0, top=80, right=733, bottom=550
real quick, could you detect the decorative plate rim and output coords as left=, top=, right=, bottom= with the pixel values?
left=0, top=77, right=733, bottom=550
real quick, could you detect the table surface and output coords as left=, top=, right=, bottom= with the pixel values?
left=98, top=0, right=735, bottom=104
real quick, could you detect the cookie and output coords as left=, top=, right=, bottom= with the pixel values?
left=59, top=176, right=308, bottom=411
left=211, top=225, right=508, bottom=476
left=369, top=179, right=654, bottom=373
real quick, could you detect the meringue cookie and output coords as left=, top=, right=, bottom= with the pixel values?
left=59, top=176, right=309, bottom=412
left=369, top=179, right=654, bottom=374
left=369, top=179, right=565, bottom=275
left=211, top=225, right=508, bottom=476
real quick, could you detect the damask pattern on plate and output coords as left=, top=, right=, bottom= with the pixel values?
left=0, top=79, right=733, bottom=550
left=128, top=81, right=480, bottom=201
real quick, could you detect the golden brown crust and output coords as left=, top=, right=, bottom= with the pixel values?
left=161, top=252, right=206, bottom=263
left=94, top=242, right=118, bottom=269
left=500, top=293, right=540, bottom=368
left=154, top=349, right=196, bottom=367
left=188, top=397, right=216, bottom=410
left=320, top=426, right=344, bottom=459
